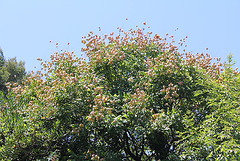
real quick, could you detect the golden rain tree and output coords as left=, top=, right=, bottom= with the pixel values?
left=0, top=25, right=239, bottom=160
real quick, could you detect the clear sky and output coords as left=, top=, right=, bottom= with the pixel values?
left=0, top=0, right=240, bottom=72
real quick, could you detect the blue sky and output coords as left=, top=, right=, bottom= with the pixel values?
left=0, top=0, right=239, bottom=72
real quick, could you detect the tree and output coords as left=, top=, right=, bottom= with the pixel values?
left=4, top=57, right=26, bottom=83
left=0, top=48, right=26, bottom=93
left=0, top=48, right=4, bottom=67
left=0, top=48, right=7, bottom=91
left=176, top=54, right=240, bottom=160
left=0, top=26, right=239, bottom=160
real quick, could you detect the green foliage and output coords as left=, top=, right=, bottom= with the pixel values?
left=0, top=92, right=51, bottom=160
left=0, top=48, right=4, bottom=68
left=0, top=48, right=26, bottom=93
left=224, top=53, right=235, bottom=69
left=0, top=28, right=239, bottom=160
left=4, top=57, right=26, bottom=83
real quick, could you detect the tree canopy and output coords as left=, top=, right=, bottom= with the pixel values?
left=0, top=48, right=26, bottom=93
left=0, top=26, right=239, bottom=160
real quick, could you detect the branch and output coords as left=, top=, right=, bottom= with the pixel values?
left=123, top=130, right=140, bottom=161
